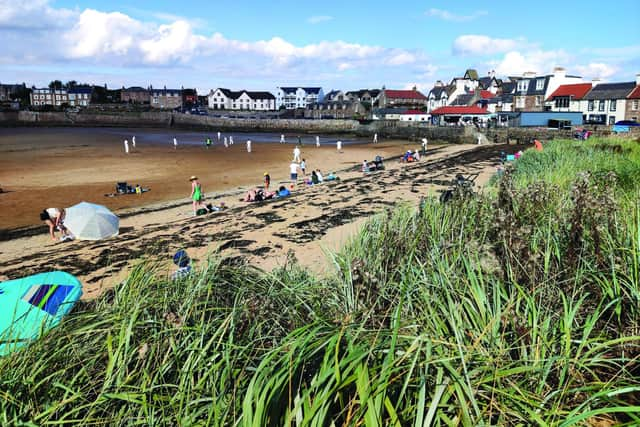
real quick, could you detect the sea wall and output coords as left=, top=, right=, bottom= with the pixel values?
left=1, top=111, right=629, bottom=143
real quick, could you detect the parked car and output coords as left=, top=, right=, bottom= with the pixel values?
left=614, top=120, right=640, bottom=126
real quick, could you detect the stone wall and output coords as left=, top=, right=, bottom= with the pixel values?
left=0, top=111, right=626, bottom=142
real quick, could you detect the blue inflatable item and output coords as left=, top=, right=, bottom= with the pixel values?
left=0, top=271, right=82, bottom=356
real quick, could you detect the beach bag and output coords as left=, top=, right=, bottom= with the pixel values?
left=196, top=208, right=208, bottom=216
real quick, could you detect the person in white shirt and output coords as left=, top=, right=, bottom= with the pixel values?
left=229, top=136, right=234, bottom=145
left=173, top=137, right=178, bottom=149
left=124, top=139, right=129, bottom=154
left=293, top=146, right=301, bottom=162
left=336, top=140, right=342, bottom=151
left=373, top=133, right=378, bottom=143
left=289, top=162, right=299, bottom=182
left=246, top=140, right=252, bottom=153
left=316, top=135, right=320, bottom=147
left=132, top=135, right=136, bottom=149
left=217, top=131, right=221, bottom=141
left=316, top=169, right=324, bottom=182
left=280, top=134, right=286, bottom=143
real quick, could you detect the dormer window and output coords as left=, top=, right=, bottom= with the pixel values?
left=536, top=79, right=544, bottom=91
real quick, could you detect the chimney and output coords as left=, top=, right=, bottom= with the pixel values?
left=435, top=80, right=445, bottom=87
left=489, top=70, right=495, bottom=79
left=636, top=73, right=640, bottom=86
left=592, top=78, right=601, bottom=87
left=553, top=67, right=566, bottom=78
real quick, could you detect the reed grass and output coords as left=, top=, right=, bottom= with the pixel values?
left=1, top=137, right=639, bottom=425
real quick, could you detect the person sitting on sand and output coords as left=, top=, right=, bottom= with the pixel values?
left=263, top=172, right=271, bottom=191
left=311, top=170, right=319, bottom=185
left=277, top=185, right=291, bottom=198
left=362, top=160, right=370, bottom=173
left=316, top=169, right=324, bottom=182
left=190, top=176, right=205, bottom=216
left=326, top=172, right=339, bottom=181
left=40, top=207, right=70, bottom=241
left=243, top=188, right=276, bottom=202
left=171, top=249, right=192, bottom=280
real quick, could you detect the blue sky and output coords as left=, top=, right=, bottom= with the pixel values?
left=1, top=0, right=639, bottom=93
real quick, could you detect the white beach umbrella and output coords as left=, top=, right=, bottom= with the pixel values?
left=64, top=202, right=119, bottom=240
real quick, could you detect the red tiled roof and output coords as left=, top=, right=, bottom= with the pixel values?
left=403, top=109, right=428, bottom=114
left=430, top=106, right=488, bottom=115
left=628, top=85, right=640, bottom=99
left=480, top=90, right=494, bottom=99
left=384, top=89, right=427, bottom=100
left=546, top=83, right=592, bottom=101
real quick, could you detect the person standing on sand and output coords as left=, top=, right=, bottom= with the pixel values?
left=293, top=145, right=301, bottom=162
left=206, top=137, right=212, bottom=149
left=336, top=140, right=342, bottom=152
left=280, top=134, right=285, bottom=143
left=40, top=208, right=68, bottom=241
left=373, top=133, right=378, bottom=143
left=289, top=161, right=299, bottom=183
left=246, top=140, right=252, bottom=153
left=264, top=172, right=271, bottom=190
left=300, top=158, right=307, bottom=176
left=173, top=137, right=178, bottom=150
left=229, top=136, right=234, bottom=145
left=189, top=176, right=204, bottom=215
left=217, top=131, right=221, bottom=141
left=132, top=135, right=136, bottom=149
left=421, top=138, right=428, bottom=155
left=316, top=135, right=320, bottom=147
left=124, top=139, right=129, bottom=154
left=224, top=136, right=228, bottom=147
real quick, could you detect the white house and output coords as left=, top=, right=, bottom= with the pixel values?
left=207, top=88, right=275, bottom=111
left=427, top=82, right=449, bottom=113
left=399, top=109, right=430, bottom=122
left=275, top=87, right=324, bottom=109
left=581, top=81, right=637, bottom=125
left=30, top=87, right=68, bottom=106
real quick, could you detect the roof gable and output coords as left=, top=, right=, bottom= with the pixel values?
left=628, top=85, right=640, bottom=99
left=584, top=82, right=636, bottom=100
left=431, top=106, right=488, bottom=115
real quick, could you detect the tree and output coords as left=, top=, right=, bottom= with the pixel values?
left=48, top=80, right=63, bottom=90
left=65, top=80, right=77, bottom=89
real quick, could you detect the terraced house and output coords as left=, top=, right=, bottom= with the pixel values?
left=150, top=87, right=182, bottom=109
left=512, top=67, right=582, bottom=112
left=207, top=88, right=275, bottom=111
left=624, top=74, right=640, bottom=122
left=378, top=87, right=427, bottom=108
left=582, top=80, right=637, bottom=125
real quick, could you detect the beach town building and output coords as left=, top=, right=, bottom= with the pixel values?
left=345, top=89, right=381, bottom=104
left=0, top=83, right=25, bottom=101
left=512, top=68, right=582, bottom=112
left=67, top=86, right=92, bottom=107
left=207, top=88, right=275, bottom=110
left=275, top=87, right=324, bottom=109
left=371, top=107, right=409, bottom=120
left=150, top=87, right=182, bottom=109
left=544, top=83, right=592, bottom=115
left=120, top=86, right=150, bottom=103
left=399, top=109, right=430, bottom=122
left=182, top=88, right=198, bottom=106
left=30, top=87, right=68, bottom=107
left=427, top=82, right=449, bottom=113
left=430, top=106, right=489, bottom=126
left=582, top=80, right=637, bottom=125
left=305, top=99, right=366, bottom=119
left=378, top=87, right=427, bottom=109
left=624, top=75, right=640, bottom=122
left=323, top=90, right=345, bottom=102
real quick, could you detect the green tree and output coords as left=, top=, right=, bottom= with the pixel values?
left=48, top=80, right=63, bottom=90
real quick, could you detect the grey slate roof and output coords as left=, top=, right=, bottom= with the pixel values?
left=501, top=82, right=516, bottom=94
left=245, top=91, right=275, bottom=99
left=450, top=93, right=475, bottom=106
left=583, top=82, right=635, bottom=100
left=429, top=86, right=448, bottom=98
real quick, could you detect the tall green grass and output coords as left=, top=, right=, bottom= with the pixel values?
left=1, top=137, right=639, bottom=425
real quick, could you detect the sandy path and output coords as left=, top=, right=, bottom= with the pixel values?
left=0, top=142, right=519, bottom=298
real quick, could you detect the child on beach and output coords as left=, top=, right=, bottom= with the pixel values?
left=289, top=162, right=299, bottom=182
left=189, top=176, right=205, bottom=215
left=264, top=172, right=271, bottom=190
left=300, top=159, right=306, bottom=176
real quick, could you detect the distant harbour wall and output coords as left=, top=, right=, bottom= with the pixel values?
left=0, top=111, right=625, bottom=143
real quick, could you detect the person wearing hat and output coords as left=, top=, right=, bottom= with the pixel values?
left=263, top=172, right=271, bottom=191
left=189, top=176, right=205, bottom=216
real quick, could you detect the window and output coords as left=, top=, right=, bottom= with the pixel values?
left=599, top=100, right=605, bottom=111
left=632, top=100, right=639, bottom=111
left=535, top=96, right=542, bottom=106
left=588, top=100, right=594, bottom=111
left=517, top=80, right=529, bottom=92
left=515, top=97, right=525, bottom=109
left=536, top=79, right=544, bottom=90
left=609, top=100, right=616, bottom=111
left=555, top=97, right=569, bottom=108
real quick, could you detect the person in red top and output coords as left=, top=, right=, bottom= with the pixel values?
left=534, top=139, right=543, bottom=151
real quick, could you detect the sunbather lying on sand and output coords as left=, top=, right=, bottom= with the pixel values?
left=242, top=188, right=276, bottom=202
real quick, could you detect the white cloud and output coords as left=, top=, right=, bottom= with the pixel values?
left=0, top=0, right=76, bottom=30
left=576, top=63, right=617, bottom=80
left=66, top=9, right=143, bottom=58
left=307, top=15, right=333, bottom=24
left=453, top=35, right=523, bottom=56
left=488, top=50, right=571, bottom=76
left=425, top=8, right=487, bottom=22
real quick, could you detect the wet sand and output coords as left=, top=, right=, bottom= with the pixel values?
left=0, top=127, right=411, bottom=231
left=0, top=127, right=518, bottom=298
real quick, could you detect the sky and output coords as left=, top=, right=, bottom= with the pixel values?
left=1, top=0, right=639, bottom=93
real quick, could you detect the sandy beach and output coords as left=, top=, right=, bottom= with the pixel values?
left=0, top=127, right=519, bottom=298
